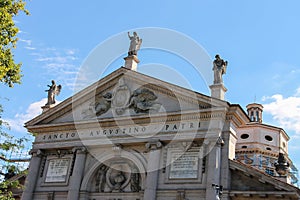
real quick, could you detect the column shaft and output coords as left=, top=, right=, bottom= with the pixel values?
left=21, top=150, right=42, bottom=200
left=67, top=147, right=86, bottom=200
left=143, top=141, right=162, bottom=200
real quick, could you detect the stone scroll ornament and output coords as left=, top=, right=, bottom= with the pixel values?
left=82, top=78, right=161, bottom=118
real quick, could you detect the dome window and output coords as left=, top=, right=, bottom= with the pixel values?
left=241, top=134, right=249, bottom=139
left=265, top=135, right=273, bottom=141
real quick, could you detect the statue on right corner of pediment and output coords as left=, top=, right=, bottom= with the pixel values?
left=213, top=54, right=228, bottom=84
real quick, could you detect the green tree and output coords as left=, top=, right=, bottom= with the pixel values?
left=0, top=103, right=28, bottom=200
left=0, top=0, right=29, bottom=199
left=0, top=0, right=29, bottom=87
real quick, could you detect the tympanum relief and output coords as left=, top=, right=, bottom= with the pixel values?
left=82, top=78, right=161, bottom=118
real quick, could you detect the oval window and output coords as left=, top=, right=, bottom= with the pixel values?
left=241, top=146, right=247, bottom=149
left=265, top=135, right=273, bottom=141
left=266, top=147, right=272, bottom=151
left=241, top=134, right=249, bottom=139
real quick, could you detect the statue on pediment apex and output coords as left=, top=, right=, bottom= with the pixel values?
left=128, top=31, right=142, bottom=56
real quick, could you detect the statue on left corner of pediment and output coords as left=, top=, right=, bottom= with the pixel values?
left=45, top=80, right=62, bottom=106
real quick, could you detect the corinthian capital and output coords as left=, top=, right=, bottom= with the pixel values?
left=145, top=140, right=162, bottom=151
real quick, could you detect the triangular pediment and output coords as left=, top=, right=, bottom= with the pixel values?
left=25, top=67, right=228, bottom=128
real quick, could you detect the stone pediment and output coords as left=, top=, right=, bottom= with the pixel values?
left=25, top=68, right=227, bottom=128
left=229, top=160, right=300, bottom=198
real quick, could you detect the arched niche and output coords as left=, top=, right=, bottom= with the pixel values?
left=80, top=148, right=147, bottom=193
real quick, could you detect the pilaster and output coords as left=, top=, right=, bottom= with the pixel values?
left=67, top=147, right=87, bottom=200
left=143, top=140, right=162, bottom=200
left=205, top=137, right=224, bottom=200
left=21, top=149, right=44, bottom=200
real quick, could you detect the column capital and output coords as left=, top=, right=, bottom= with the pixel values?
left=72, top=146, right=87, bottom=154
left=216, top=137, right=225, bottom=146
left=145, top=140, right=162, bottom=151
left=29, top=149, right=44, bottom=157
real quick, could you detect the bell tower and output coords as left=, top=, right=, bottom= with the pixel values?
left=246, top=103, right=263, bottom=123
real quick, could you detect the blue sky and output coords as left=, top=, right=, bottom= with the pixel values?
left=1, top=0, right=300, bottom=178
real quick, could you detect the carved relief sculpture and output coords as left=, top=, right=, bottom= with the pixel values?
left=111, top=170, right=126, bottom=192
left=110, top=78, right=131, bottom=115
left=130, top=167, right=141, bottom=192
left=82, top=78, right=161, bottom=118
left=95, top=165, right=108, bottom=192
left=129, top=88, right=161, bottom=113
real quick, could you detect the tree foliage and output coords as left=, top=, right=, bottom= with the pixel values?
left=0, top=1, right=29, bottom=199
left=0, top=0, right=29, bottom=87
left=0, top=103, right=28, bottom=200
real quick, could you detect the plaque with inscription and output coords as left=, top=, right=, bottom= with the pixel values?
left=45, top=158, right=70, bottom=183
left=169, top=151, right=199, bottom=179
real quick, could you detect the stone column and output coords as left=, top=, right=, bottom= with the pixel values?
left=21, top=149, right=43, bottom=200
left=205, top=137, right=224, bottom=200
left=67, top=147, right=87, bottom=200
left=143, top=140, right=162, bottom=200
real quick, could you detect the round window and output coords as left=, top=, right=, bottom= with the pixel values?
left=265, top=135, right=273, bottom=141
left=241, top=134, right=249, bottom=139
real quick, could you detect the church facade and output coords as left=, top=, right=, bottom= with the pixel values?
left=21, top=34, right=300, bottom=200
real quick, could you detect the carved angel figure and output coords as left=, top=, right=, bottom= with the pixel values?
left=129, top=88, right=161, bottom=113
left=128, top=31, right=142, bottom=56
left=45, top=80, right=62, bottom=105
left=213, top=54, right=228, bottom=84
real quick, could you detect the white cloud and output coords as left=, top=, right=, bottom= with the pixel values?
left=32, top=47, right=80, bottom=90
left=19, top=39, right=32, bottom=46
left=263, top=88, right=300, bottom=135
left=18, top=36, right=81, bottom=90
left=25, top=46, right=36, bottom=50
left=4, top=98, right=47, bottom=132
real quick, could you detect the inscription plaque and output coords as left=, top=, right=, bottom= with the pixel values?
left=45, top=158, right=70, bottom=183
left=169, top=151, right=199, bottom=179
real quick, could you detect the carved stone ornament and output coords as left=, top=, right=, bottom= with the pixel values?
left=275, top=153, right=290, bottom=176
left=93, top=161, right=141, bottom=193
left=82, top=78, right=161, bottom=118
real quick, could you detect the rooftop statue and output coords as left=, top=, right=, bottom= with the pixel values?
left=45, top=80, right=62, bottom=106
left=128, top=31, right=142, bottom=56
left=213, top=54, right=228, bottom=84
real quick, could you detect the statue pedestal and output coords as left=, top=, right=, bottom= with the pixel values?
left=124, top=55, right=139, bottom=71
left=209, top=84, right=227, bottom=100
left=41, top=104, right=55, bottom=113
